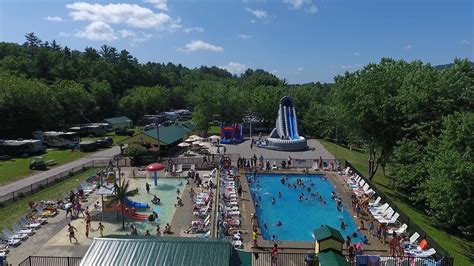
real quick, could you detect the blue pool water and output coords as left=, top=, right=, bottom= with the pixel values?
left=248, top=173, right=364, bottom=242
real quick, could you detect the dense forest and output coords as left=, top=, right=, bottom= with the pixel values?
left=0, top=33, right=473, bottom=237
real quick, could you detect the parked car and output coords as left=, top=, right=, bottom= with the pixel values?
left=115, top=129, right=134, bottom=136
left=29, top=157, right=47, bottom=170
left=95, top=137, right=113, bottom=148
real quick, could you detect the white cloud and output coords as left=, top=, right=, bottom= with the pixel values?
left=132, top=33, right=153, bottom=42
left=341, top=64, right=362, bottom=69
left=297, top=67, right=304, bottom=71
left=144, top=0, right=168, bottom=11
left=308, top=5, right=319, bottom=14
left=238, top=34, right=252, bottom=40
left=283, top=0, right=304, bottom=9
left=66, top=2, right=174, bottom=29
left=221, top=62, right=249, bottom=75
left=404, top=44, right=412, bottom=50
left=178, top=40, right=224, bottom=53
left=246, top=8, right=267, bottom=19
left=354, top=52, right=360, bottom=56
left=117, top=29, right=136, bottom=38
left=460, top=39, right=471, bottom=45
left=250, top=19, right=256, bottom=23
left=76, top=21, right=117, bottom=41
left=184, top=27, right=204, bottom=33
left=45, top=16, right=64, bottom=22
left=283, top=0, right=318, bottom=14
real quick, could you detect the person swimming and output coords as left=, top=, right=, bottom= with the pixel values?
left=152, top=195, right=161, bottom=205
left=272, top=197, right=275, bottom=204
left=341, top=221, right=347, bottom=230
left=278, top=192, right=282, bottom=198
left=264, top=223, right=268, bottom=230
left=276, top=221, right=283, bottom=227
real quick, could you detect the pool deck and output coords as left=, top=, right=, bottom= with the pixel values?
left=237, top=169, right=391, bottom=256
left=5, top=168, right=215, bottom=265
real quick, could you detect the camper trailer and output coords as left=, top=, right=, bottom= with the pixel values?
left=0, top=139, right=45, bottom=157
left=33, top=131, right=80, bottom=149
left=69, top=124, right=107, bottom=137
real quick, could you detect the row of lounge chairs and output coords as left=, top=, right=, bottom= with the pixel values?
left=219, top=169, right=243, bottom=248
left=341, top=167, right=438, bottom=258
left=185, top=169, right=216, bottom=235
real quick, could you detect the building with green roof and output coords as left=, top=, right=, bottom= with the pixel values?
left=80, top=236, right=239, bottom=266
left=119, top=123, right=195, bottom=154
left=103, top=116, right=133, bottom=130
left=313, top=225, right=344, bottom=254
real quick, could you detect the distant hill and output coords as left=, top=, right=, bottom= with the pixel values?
left=435, top=61, right=474, bottom=70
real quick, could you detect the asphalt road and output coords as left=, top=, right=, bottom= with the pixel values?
left=0, top=146, right=121, bottom=198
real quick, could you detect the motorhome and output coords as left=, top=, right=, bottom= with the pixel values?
left=33, top=131, right=80, bottom=148
left=69, top=124, right=107, bottom=137
left=0, top=139, right=45, bottom=157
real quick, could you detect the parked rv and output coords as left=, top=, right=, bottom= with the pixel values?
left=33, top=131, right=80, bottom=149
left=0, top=139, right=45, bottom=157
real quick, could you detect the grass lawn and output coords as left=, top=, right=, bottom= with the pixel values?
left=208, top=125, right=221, bottom=135
left=0, top=149, right=88, bottom=186
left=0, top=168, right=98, bottom=232
left=320, top=139, right=473, bottom=265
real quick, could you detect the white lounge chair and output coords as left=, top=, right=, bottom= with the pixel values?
left=12, top=224, right=34, bottom=236
left=388, top=223, right=408, bottom=235
left=374, top=207, right=394, bottom=220
left=379, top=212, right=400, bottom=224
left=370, top=203, right=389, bottom=215
left=176, top=164, right=183, bottom=174
left=422, top=248, right=436, bottom=257
left=2, top=229, right=28, bottom=241
left=0, top=235, right=20, bottom=247
left=19, top=218, right=41, bottom=230
left=369, top=197, right=381, bottom=207
left=409, top=232, right=420, bottom=244
left=190, top=164, right=196, bottom=171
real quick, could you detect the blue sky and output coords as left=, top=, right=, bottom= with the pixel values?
left=0, top=0, right=472, bottom=83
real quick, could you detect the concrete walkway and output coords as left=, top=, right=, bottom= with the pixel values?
left=0, top=146, right=120, bottom=201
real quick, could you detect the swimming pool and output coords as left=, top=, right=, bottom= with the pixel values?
left=248, top=173, right=364, bottom=242
left=126, top=177, right=184, bottom=232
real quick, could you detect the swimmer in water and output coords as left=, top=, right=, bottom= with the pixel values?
left=278, top=192, right=282, bottom=198
left=276, top=221, right=283, bottom=227
left=264, top=223, right=268, bottom=230
left=272, top=197, right=275, bottom=204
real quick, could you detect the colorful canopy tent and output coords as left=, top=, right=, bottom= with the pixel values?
left=146, top=162, right=164, bottom=186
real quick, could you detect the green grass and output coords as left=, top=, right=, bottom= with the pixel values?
left=82, top=129, right=137, bottom=143
left=0, top=168, right=98, bottom=232
left=320, top=139, right=474, bottom=266
left=0, top=149, right=88, bottom=186
left=208, top=125, right=221, bottom=135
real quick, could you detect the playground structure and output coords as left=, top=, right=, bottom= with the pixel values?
left=265, top=96, right=308, bottom=151
left=219, top=123, right=243, bottom=144
left=146, top=163, right=165, bottom=186
left=116, top=203, right=148, bottom=220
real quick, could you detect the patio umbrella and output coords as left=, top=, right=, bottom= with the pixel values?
left=178, top=142, right=191, bottom=147
left=208, top=135, right=220, bottom=140
left=192, top=141, right=203, bottom=146
left=185, top=137, right=195, bottom=143
left=189, top=135, right=204, bottom=141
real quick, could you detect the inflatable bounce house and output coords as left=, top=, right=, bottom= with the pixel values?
left=266, top=96, right=308, bottom=151
left=220, top=123, right=243, bottom=144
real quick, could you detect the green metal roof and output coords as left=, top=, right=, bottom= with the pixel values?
left=144, top=124, right=192, bottom=145
left=80, top=236, right=232, bottom=266
left=313, top=225, right=344, bottom=243
left=103, top=116, right=132, bottom=125
left=318, top=250, right=349, bottom=266
left=181, top=122, right=197, bottom=130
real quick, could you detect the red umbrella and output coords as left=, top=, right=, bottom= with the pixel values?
left=146, top=163, right=165, bottom=172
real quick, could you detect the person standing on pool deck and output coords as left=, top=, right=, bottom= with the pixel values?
left=271, top=243, right=279, bottom=266
left=145, top=182, right=150, bottom=194
left=68, top=223, right=78, bottom=243
left=98, top=222, right=105, bottom=237
left=252, top=229, right=258, bottom=246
